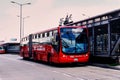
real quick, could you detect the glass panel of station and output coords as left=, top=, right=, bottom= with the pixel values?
left=94, top=25, right=108, bottom=55
left=89, top=20, right=120, bottom=57
left=88, top=27, right=94, bottom=55
left=110, top=19, right=120, bottom=55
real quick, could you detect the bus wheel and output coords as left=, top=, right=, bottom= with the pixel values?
left=47, top=53, right=52, bottom=64
left=23, top=53, right=28, bottom=60
left=33, top=53, right=37, bottom=61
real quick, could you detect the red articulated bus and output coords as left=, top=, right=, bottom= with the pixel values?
left=20, top=26, right=90, bottom=64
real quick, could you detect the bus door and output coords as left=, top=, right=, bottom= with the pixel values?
left=51, top=31, right=60, bottom=62
left=29, top=34, right=32, bottom=57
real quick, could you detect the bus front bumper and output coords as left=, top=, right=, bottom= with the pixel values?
left=59, top=54, right=89, bottom=63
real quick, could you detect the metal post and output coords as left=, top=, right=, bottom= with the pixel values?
left=92, top=20, right=95, bottom=56
left=23, top=17, right=24, bottom=37
left=108, top=20, right=111, bottom=56
left=20, top=5, right=22, bottom=43
left=22, top=16, right=30, bottom=37
left=11, top=1, right=31, bottom=43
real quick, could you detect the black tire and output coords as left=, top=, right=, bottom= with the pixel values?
left=33, top=53, right=37, bottom=61
left=22, top=53, right=28, bottom=60
left=47, top=53, right=52, bottom=65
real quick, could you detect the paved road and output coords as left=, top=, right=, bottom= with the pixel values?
left=0, top=54, right=120, bottom=80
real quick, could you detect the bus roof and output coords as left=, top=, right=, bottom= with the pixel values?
left=22, top=26, right=86, bottom=38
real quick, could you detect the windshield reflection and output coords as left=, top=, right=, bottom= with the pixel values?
left=60, top=28, right=88, bottom=54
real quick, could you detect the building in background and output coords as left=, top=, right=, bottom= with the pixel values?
left=2, top=43, right=20, bottom=53
left=0, top=38, right=20, bottom=53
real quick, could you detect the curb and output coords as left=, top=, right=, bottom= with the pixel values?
left=90, top=63, right=120, bottom=70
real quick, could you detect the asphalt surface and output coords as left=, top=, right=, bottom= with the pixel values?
left=0, top=54, right=120, bottom=80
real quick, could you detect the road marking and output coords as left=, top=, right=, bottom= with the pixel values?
left=76, top=77, right=87, bottom=80
left=62, top=73, right=72, bottom=77
left=52, top=71, right=60, bottom=73
left=52, top=70, right=86, bottom=80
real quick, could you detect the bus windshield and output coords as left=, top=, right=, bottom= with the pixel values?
left=60, top=27, right=88, bottom=54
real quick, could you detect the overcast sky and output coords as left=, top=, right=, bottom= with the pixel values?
left=0, top=0, right=120, bottom=42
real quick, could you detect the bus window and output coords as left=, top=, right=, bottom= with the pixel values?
left=51, top=32, right=59, bottom=52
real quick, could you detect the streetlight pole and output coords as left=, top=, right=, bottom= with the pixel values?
left=11, top=1, right=31, bottom=43
left=23, top=16, right=30, bottom=37
left=20, top=4, right=22, bottom=43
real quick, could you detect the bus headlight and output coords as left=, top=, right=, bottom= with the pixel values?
left=63, top=55, right=67, bottom=58
left=85, top=54, right=88, bottom=57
